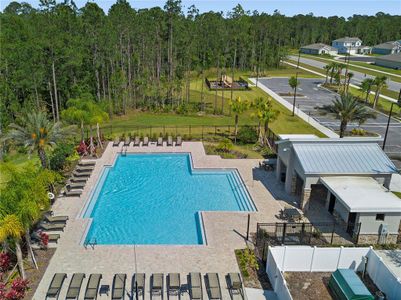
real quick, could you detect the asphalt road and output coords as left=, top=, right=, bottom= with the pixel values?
left=289, top=55, right=401, bottom=93
left=337, top=56, right=375, bottom=63
left=258, top=77, right=401, bottom=159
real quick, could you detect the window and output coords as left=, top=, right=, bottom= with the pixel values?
left=376, top=214, right=385, bottom=221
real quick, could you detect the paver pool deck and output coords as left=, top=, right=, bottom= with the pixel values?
left=33, top=142, right=286, bottom=299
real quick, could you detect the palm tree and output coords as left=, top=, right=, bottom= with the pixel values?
left=253, top=97, right=279, bottom=147
left=4, top=112, right=73, bottom=169
left=345, top=72, right=354, bottom=93
left=329, top=62, right=338, bottom=84
left=372, top=76, right=388, bottom=108
left=323, top=65, right=331, bottom=84
left=289, top=75, right=300, bottom=116
left=359, top=78, right=375, bottom=103
left=62, top=93, right=109, bottom=155
left=0, top=215, right=25, bottom=278
left=320, top=94, right=376, bottom=138
left=336, top=63, right=346, bottom=87
left=229, top=96, right=250, bottom=138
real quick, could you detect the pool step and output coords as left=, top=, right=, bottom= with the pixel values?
left=231, top=171, right=253, bottom=211
left=227, top=172, right=248, bottom=211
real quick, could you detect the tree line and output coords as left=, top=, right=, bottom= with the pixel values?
left=1, top=0, right=400, bottom=129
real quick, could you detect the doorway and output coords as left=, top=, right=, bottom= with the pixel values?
left=328, top=193, right=336, bottom=214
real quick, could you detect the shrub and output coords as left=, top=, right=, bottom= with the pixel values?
left=76, top=141, right=88, bottom=156
left=260, top=146, right=277, bottom=158
left=216, top=138, right=233, bottom=152
left=50, top=143, right=75, bottom=171
left=350, top=128, right=367, bottom=136
left=0, top=252, right=10, bottom=272
left=236, top=126, right=258, bottom=144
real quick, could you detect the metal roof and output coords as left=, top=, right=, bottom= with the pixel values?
left=321, top=177, right=401, bottom=213
left=292, top=143, right=396, bottom=174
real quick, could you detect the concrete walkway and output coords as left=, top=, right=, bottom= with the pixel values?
left=249, top=77, right=339, bottom=138
left=33, top=142, right=287, bottom=299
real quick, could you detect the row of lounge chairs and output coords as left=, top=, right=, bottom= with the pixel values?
left=113, top=136, right=182, bottom=147
left=46, top=272, right=244, bottom=299
left=32, top=213, right=70, bottom=244
left=65, top=160, right=96, bottom=197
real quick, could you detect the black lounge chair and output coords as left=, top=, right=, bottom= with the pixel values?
left=151, top=273, right=164, bottom=299
left=227, top=273, right=244, bottom=299
left=75, top=165, right=94, bottom=172
left=32, top=232, right=61, bottom=244
left=157, top=137, right=163, bottom=146
left=84, top=274, right=102, bottom=300
left=44, top=215, right=69, bottom=224
left=112, top=273, right=126, bottom=300
left=70, top=176, right=88, bottom=183
left=67, top=182, right=86, bottom=190
left=176, top=136, right=182, bottom=146
left=113, top=138, right=120, bottom=147
left=189, top=272, right=202, bottom=300
left=168, top=273, right=180, bottom=298
left=132, top=273, right=145, bottom=299
left=72, top=170, right=91, bottom=177
left=167, top=136, right=173, bottom=146
left=46, top=273, right=67, bottom=299
left=39, top=222, right=65, bottom=232
left=66, top=273, right=86, bottom=299
left=78, top=160, right=96, bottom=166
left=123, top=137, right=131, bottom=147
left=64, top=189, right=83, bottom=197
left=134, top=136, right=140, bottom=146
left=143, top=136, right=149, bottom=146
left=206, top=273, right=222, bottom=300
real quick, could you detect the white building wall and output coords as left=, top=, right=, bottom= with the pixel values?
left=358, top=212, right=401, bottom=234
left=334, top=199, right=349, bottom=222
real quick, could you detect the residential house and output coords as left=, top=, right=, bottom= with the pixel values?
left=300, top=43, right=338, bottom=55
left=332, top=37, right=362, bottom=54
left=375, top=53, right=401, bottom=69
left=372, top=41, right=401, bottom=55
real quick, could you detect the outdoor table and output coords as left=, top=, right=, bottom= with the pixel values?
left=99, top=284, right=110, bottom=296
left=283, top=208, right=303, bottom=222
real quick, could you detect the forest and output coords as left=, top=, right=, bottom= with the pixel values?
left=1, top=0, right=401, bottom=129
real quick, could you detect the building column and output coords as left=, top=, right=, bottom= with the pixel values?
left=284, top=148, right=295, bottom=194
left=300, top=188, right=312, bottom=211
left=276, top=158, right=282, bottom=182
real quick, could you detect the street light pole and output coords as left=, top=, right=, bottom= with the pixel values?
left=296, top=49, right=301, bottom=69
left=382, top=89, right=401, bottom=150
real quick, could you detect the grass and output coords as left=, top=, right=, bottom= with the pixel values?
left=393, top=191, right=401, bottom=199
left=287, top=59, right=401, bottom=115
left=300, top=54, right=401, bottom=81
left=104, top=65, right=325, bottom=139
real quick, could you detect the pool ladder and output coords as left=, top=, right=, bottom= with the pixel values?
left=84, top=238, right=97, bottom=249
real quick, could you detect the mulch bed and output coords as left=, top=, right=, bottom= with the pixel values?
left=24, top=248, right=56, bottom=299
left=235, top=249, right=272, bottom=290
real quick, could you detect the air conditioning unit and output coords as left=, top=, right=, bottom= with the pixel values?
left=378, top=224, right=389, bottom=244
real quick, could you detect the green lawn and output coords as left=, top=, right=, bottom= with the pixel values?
left=300, top=54, right=401, bottom=82
left=393, top=191, right=401, bottom=199
left=104, top=66, right=325, bottom=139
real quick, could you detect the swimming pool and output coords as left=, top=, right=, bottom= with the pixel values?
left=83, top=153, right=255, bottom=245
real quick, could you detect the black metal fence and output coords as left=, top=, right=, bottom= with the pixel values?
left=255, top=221, right=361, bottom=261
left=99, top=124, right=270, bottom=142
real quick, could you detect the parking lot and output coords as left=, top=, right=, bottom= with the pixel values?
left=258, top=77, right=401, bottom=160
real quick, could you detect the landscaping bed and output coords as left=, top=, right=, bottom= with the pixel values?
left=235, top=248, right=272, bottom=290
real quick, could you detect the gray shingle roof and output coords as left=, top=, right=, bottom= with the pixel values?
left=292, top=143, right=396, bottom=174
left=375, top=53, right=401, bottom=63
left=333, top=37, right=362, bottom=43
left=301, top=43, right=337, bottom=51
left=373, top=41, right=400, bottom=50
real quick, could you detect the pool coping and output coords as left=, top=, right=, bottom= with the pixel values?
left=77, top=152, right=257, bottom=246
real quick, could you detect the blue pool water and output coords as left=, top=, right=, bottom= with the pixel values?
left=83, top=153, right=255, bottom=245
